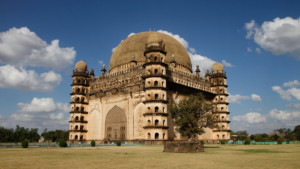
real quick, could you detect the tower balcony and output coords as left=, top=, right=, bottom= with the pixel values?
left=143, top=112, right=169, bottom=117
left=69, top=111, right=88, bottom=114
left=69, top=129, right=88, bottom=132
left=70, top=101, right=88, bottom=105
left=143, top=100, right=168, bottom=104
left=72, top=72, right=89, bottom=77
left=141, top=74, right=168, bottom=79
left=211, top=73, right=227, bottom=79
left=142, top=62, right=168, bottom=68
left=68, top=120, right=88, bottom=123
left=71, top=83, right=89, bottom=87
left=143, top=126, right=169, bottom=129
left=213, top=111, right=230, bottom=115
left=211, top=83, right=228, bottom=87
left=213, top=101, right=229, bottom=105
left=144, top=86, right=167, bottom=91
left=213, top=129, right=231, bottom=132
left=70, top=92, right=87, bottom=96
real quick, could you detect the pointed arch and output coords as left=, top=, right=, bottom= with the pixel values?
left=105, top=105, right=127, bottom=140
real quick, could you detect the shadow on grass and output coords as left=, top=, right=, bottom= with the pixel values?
left=204, top=146, right=220, bottom=148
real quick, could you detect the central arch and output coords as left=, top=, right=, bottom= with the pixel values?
left=105, top=106, right=127, bottom=140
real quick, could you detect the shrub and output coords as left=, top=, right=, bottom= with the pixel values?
left=244, top=139, right=251, bottom=145
left=277, top=138, right=283, bottom=144
left=286, top=139, right=290, bottom=144
left=200, top=140, right=204, bottom=144
left=22, top=140, right=28, bottom=148
left=116, top=141, right=121, bottom=146
left=220, top=140, right=226, bottom=144
left=91, top=140, right=95, bottom=147
left=59, top=139, right=66, bottom=147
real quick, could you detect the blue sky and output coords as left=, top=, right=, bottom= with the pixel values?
left=0, top=0, right=299, bottom=134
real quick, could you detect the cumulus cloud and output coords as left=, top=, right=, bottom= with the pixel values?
left=188, top=52, right=216, bottom=76
left=247, top=47, right=252, bottom=52
left=268, top=109, right=300, bottom=126
left=221, top=60, right=234, bottom=67
left=272, top=86, right=300, bottom=101
left=283, top=80, right=300, bottom=88
left=245, top=17, right=300, bottom=59
left=0, top=27, right=76, bottom=70
left=256, top=48, right=261, bottom=54
left=228, top=94, right=250, bottom=103
left=189, top=48, right=196, bottom=54
left=286, top=103, right=300, bottom=109
left=128, top=33, right=135, bottom=37
left=251, top=94, right=262, bottom=102
left=0, top=65, right=62, bottom=92
left=232, top=112, right=267, bottom=124
left=0, top=97, right=70, bottom=131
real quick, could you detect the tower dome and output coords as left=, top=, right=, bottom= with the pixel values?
left=109, top=32, right=192, bottom=73
left=75, top=60, right=87, bottom=70
left=212, top=62, right=224, bottom=73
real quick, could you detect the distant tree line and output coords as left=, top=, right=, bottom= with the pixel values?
left=0, top=125, right=40, bottom=142
left=0, top=125, right=69, bottom=143
left=231, top=125, right=300, bottom=141
left=41, top=128, right=69, bottom=142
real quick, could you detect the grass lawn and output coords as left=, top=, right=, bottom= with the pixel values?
left=1, top=144, right=300, bottom=169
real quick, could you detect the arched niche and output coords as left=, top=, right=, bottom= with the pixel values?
left=105, top=106, right=127, bottom=140
left=89, top=109, right=101, bottom=140
left=133, top=102, right=146, bottom=139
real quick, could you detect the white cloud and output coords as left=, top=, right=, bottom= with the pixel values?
left=232, top=112, right=267, bottom=124
left=98, top=61, right=103, bottom=65
left=247, top=47, right=252, bottom=52
left=157, top=30, right=189, bottom=48
left=268, top=109, right=300, bottom=126
left=189, top=48, right=196, bottom=54
left=221, top=60, right=234, bottom=67
left=251, top=94, right=262, bottom=102
left=0, top=97, right=70, bottom=131
left=255, top=48, right=261, bottom=54
left=228, top=94, right=250, bottom=103
left=188, top=52, right=216, bottom=76
left=286, top=103, right=300, bottom=109
left=128, top=33, right=135, bottom=37
left=0, top=27, right=76, bottom=70
left=283, top=80, right=300, bottom=88
left=245, top=17, right=300, bottom=59
left=0, top=65, right=62, bottom=92
left=112, top=47, right=117, bottom=53
left=272, top=86, right=300, bottom=101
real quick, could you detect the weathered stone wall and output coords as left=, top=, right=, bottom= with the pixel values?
left=163, top=142, right=204, bottom=153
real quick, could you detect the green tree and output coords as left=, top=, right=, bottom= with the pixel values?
left=235, top=131, right=248, bottom=140
left=293, top=125, right=300, bottom=141
left=168, top=93, right=219, bottom=142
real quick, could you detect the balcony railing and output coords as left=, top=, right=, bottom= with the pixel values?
left=143, top=112, right=169, bottom=117
left=143, top=100, right=168, bottom=104
left=69, top=111, right=88, bottom=114
left=143, top=126, right=169, bottom=129
left=69, top=120, right=88, bottom=123
left=70, top=92, right=87, bottom=96
left=70, top=101, right=88, bottom=104
left=69, top=129, right=88, bottom=132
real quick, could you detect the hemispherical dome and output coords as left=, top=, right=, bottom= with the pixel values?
left=75, top=60, right=87, bottom=70
left=109, top=32, right=192, bottom=73
left=212, top=62, right=224, bottom=72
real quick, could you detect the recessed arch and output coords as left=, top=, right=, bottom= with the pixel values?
left=105, top=106, right=127, bottom=140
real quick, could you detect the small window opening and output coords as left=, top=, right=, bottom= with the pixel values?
left=155, top=107, right=159, bottom=112
left=155, top=133, right=159, bottom=139
left=155, top=120, right=159, bottom=125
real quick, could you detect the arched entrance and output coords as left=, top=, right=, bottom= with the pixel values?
left=105, top=106, right=127, bottom=140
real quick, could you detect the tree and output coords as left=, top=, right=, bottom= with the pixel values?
left=294, top=125, right=300, bottom=141
left=168, top=93, right=219, bottom=142
left=235, top=131, right=248, bottom=140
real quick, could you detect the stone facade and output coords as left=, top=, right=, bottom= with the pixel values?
left=68, top=31, right=230, bottom=143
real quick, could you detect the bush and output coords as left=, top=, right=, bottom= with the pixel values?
left=91, top=140, right=95, bottom=147
left=200, top=140, right=204, bottom=144
left=220, top=140, right=226, bottom=144
left=286, top=139, right=290, bottom=144
left=116, top=141, right=121, bottom=146
left=245, top=139, right=251, bottom=145
left=59, top=139, right=66, bottom=147
left=277, top=138, right=283, bottom=144
left=22, top=140, right=28, bottom=148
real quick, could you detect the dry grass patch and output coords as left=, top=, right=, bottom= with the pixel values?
left=0, top=144, right=300, bottom=169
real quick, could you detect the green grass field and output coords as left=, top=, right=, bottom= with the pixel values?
left=1, top=144, right=300, bottom=169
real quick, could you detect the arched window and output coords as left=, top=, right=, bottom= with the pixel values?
left=76, top=107, right=79, bottom=111
left=154, top=69, right=158, bottom=74
left=222, top=134, right=225, bottom=139
left=163, top=120, right=165, bottom=126
left=163, top=133, right=165, bottom=139
left=217, top=135, right=219, bottom=139
left=148, top=69, right=151, bottom=74
left=155, top=94, right=158, bottom=100
left=222, top=116, right=224, bottom=121
left=155, top=120, right=159, bottom=125
left=78, top=80, right=81, bottom=83
left=162, top=81, right=164, bottom=87
left=76, top=97, right=80, bottom=101
left=162, top=94, right=165, bottom=99
left=147, top=120, right=151, bottom=125
left=75, top=116, right=79, bottom=120
left=71, top=125, right=73, bottom=130
left=161, top=57, right=164, bottom=62
left=81, top=116, right=84, bottom=121
left=154, top=57, right=158, bottom=62
left=155, top=107, right=159, bottom=112
left=148, top=133, right=151, bottom=139
left=155, top=133, right=159, bottom=139
left=162, top=69, right=164, bottom=75
left=222, top=125, right=224, bottom=129
left=80, top=125, right=84, bottom=130
left=221, top=107, right=224, bottom=112
left=75, top=135, right=78, bottom=140
left=81, top=107, right=85, bottom=111
left=80, top=135, right=83, bottom=140
left=154, top=81, right=158, bottom=86
left=75, top=125, right=78, bottom=130
left=163, top=107, right=165, bottom=113
left=77, top=88, right=80, bottom=92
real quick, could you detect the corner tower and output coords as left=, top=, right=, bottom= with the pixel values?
left=210, top=62, right=230, bottom=140
left=69, top=60, right=90, bottom=142
left=142, top=33, right=169, bottom=140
